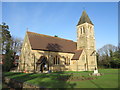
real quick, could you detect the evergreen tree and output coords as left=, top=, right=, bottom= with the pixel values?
left=111, top=50, right=120, bottom=68
left=4, top=43, right=14, bottom=71
left=1, top=22, right=12, bottom=54
left=1, top=22, right=14, bottom=71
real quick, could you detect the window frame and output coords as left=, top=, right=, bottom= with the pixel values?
left=53, top=55, right=60, bottom=65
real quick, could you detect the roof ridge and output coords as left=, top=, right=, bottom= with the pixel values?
left=74, top=49, right=83, bottom=52
left=27, top=31, right=75, bottom=42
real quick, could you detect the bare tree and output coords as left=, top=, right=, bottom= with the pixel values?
left=97, top=44, right=117, bottom=56
left=97, top=44, right=117, bottom=68
left=11, top=36, right=23, bottom=55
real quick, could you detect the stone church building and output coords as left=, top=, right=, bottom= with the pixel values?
left=18, top=11, right=97, bottom=73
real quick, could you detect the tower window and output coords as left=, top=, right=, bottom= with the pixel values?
left=83, top=27, right=85, bottom=33
left=81, top=28, right=82, bottom=34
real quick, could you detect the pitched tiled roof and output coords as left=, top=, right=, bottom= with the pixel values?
left=71, top=49, right=83, bottom=60
left=27, top=31, right=77, bottom=53
left=77, top=10, right=93, bottom=26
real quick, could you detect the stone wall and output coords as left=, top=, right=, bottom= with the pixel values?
left=77, top=23, right=97, bottom=71
left=3, top=77, right=41, bottom=89
left=19, top=30, right=97, bottom=72
left=18, top=32, right=35, bottom=72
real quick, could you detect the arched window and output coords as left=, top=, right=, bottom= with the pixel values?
left=57, top=57, right=60, bottom=64
left=81, top=28, right=82, bottom=34
left=83, top=27, right=85, bottom=33
left=65, top=57, right=70, bottom=65
left=53, top=56, right=60, bottom=65
left=64, top=58, right=66, bottom=65
left=53, top=57, right=56, bottom=64
left=68, top=58, right=70, bottom=65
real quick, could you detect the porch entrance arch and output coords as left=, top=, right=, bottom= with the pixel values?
left=36, top=56, right=48, bottom=72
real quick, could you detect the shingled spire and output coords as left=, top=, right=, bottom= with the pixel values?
left=77, top=10, right=93, bottom=26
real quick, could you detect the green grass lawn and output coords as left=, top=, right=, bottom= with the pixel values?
left=3, top=69, right=119, bottom=88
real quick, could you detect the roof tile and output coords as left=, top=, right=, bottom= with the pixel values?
left=71, top=49, right=83, bottom=60
left=27, top=31, right=77, bottom=53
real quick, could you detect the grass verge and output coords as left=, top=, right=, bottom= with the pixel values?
left=3, top=69, right=119, bottom=88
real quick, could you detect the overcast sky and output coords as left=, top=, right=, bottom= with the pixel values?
left=2, top=2, right=118, bottom=49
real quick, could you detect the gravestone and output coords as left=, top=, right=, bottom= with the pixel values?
left=94, top=67, right=98, bottom=74
left=92, top=67, right=101, bottom=76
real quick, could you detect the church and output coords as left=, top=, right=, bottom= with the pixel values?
left=18, top=11, right=97, bottom=73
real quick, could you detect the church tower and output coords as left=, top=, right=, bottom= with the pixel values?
left=77, top=11, right=97, bottom=70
